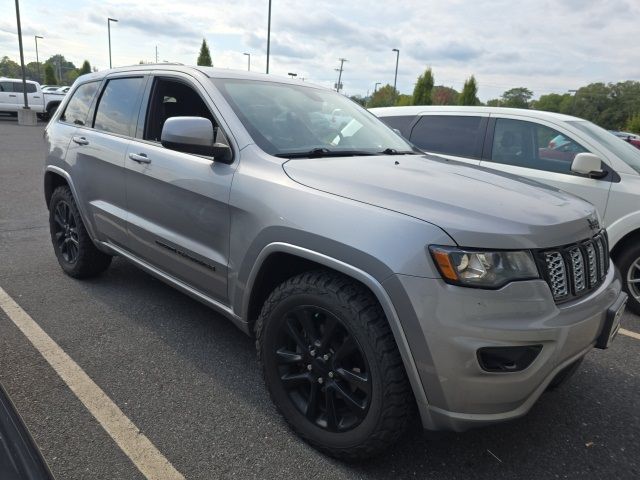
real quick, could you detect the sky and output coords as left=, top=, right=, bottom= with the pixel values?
left=1, top=0, right=639, bottom=101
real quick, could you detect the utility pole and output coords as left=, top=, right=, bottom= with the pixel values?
left=392, top=48, right=400, bottom=101
left=336, top=58, right=347, bottom=93
left=14, top=0, right=29, bottom=109
left=108, top=17, right=118, bottom=69
left=266, top=0, right=272, bottom=73
left=155, top=45, right=158, bottom=63
left=34, top=35, right=43, bottom=83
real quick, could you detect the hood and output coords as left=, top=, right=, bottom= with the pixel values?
left=283, top=154, right=599, bottom=249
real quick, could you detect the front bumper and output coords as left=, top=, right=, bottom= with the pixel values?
left=383, top=261, right=624, bottom=432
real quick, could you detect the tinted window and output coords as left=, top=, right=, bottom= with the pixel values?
left=0, top=81, right=11, bottom=92
left=93, top=77, right=145, bottom=136
left=144, top=78, right=216, bottom=142
left=11, top=82, right=37, bottom=93
left=378, top=115, right=415, bottom=137
left=490, top=118, right=588, bottom=174
left=410, top=115, right=484, bottom=158
left=60, top=82, right=100, bottom=126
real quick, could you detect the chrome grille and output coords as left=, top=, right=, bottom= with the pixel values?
left=569, top=247, right=586, bottom=292
left=544, top=252, right=568, bottom=298
left=538, top=231, right=609, bottom=303
left=595, top=236, right=606, bottom=277
left=585, top=242, right=598, bottom=287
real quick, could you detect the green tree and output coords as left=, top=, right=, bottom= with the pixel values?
left=486, top=98, right=501, bottom=107
left=368, top=84, right=397, bottom=108
left=458, top=75, right=479, bottom=106
left=79, top=60, right=91, bottom=75
left=349, top=94, right=366, bottom=106
left=500, top=87, right=533, bottom=108
left=432, top=86, right=458, bottom=105
left=396, top=94, right=413, bottom=106
left=412, top=67, right=434, bottom=105
left=197, top=39, right=213, bottom=67
left=0, top=56, right=21, bottom=77
left=532, top=93, right=572, bottom=113
left=44, top=64, right=57, bottom=85
left=626, top=113, right=640, bottom=134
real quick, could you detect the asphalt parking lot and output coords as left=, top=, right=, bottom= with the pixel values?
left=0, top=117, right=639, bottom=479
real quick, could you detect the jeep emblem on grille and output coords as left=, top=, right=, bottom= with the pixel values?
left=587, top=216, right=600, bottom=230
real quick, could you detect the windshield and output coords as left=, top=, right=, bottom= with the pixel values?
left=212, top=78, right=415, bottom=157
left=569, top=120, right=640, bottom=174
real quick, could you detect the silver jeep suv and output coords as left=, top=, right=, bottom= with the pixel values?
left=43, top=65, right=626, bottom=460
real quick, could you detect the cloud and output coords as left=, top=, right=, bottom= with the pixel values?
left=244, top=32, right=315, bottom=59
left=408, top=41, right=484, bottom=63
left=87, top=12, right=199, bottom=39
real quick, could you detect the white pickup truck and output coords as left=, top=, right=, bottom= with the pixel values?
left=0, top=77, right=66, bottom=119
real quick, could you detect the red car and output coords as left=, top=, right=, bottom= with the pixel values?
left=611, top=131, right=640, bottom=150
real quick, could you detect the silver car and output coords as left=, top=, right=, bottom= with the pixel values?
left=43, top=66, right=626, bottom=459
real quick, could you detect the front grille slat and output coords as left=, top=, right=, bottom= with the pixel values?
left=538, top=231, right=608, bottom=303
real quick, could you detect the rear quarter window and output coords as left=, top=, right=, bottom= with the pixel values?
left=60, top=82, right=100, bottom=126
left=410, top=115, right=486, bottom=159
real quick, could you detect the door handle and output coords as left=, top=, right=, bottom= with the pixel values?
left=72, top=136, right=89, bottom=146
left=9, top=94, right=16, bottom=97
left=129, top=152, right=151, bottom=164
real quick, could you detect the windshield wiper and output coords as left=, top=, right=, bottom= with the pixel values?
left=275, top=148, right=377, bottom=159
left=379, top=148, right=419, bottom=155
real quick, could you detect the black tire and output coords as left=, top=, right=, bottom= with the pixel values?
left=255, top=270, right=414, bottom=460
left=616, top=243, right=640, bottom=315
left=46, top=103, right=59, bottom=119
left=49, top=186, right=112, bottom=278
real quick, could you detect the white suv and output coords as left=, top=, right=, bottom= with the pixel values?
left=373, top=106, right=640, bottom=314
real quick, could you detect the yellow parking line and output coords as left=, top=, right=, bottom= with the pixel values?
left=0, top=287, right=184, bottom=480
left=620, top=328, right=640, bottom=341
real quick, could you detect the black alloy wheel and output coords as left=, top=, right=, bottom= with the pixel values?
left=52, top=200, right=80, bottom=264
left=274, top=305, right=371, bottom=432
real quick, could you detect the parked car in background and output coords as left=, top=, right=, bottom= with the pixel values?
left=41, top=86, right=61, bottom=93
left=42, top=66, right=626, bottom=459
left=610, top=131, right=640, bottom=150
left=55, top=86, right=71, bottom=94
left=373, top=106, right=640, bottom=314
left=0, top=78, right=66, bottom=118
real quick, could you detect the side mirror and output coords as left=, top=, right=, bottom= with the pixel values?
left=571, top=153, right=606, bottom=178
left=161, top=116, right=233, bottom=163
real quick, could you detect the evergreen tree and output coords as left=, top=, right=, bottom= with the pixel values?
left=79, top=60, right=91, bottom=75
left=368, top=84, right=397, bottom=108
left=197, top=39, right=213, bottom=67
left=459, top=75, right=479, bottom=106
left=44, top=64, right=57, bottom=85
left=412, top=68, right=434, bottom=105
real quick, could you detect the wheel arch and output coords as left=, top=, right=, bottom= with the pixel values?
left=610, top=227, right=640, bottom=261
left=44, top=166, right=99, bottom=242
left=242, top=242, right=432, bottom=425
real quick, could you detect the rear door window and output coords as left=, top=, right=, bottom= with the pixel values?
left=409, top=115, right=486, bottom=159
left=60, top=82, right=100, bottom=126
left=11, top=82, right=37, bottom=93
left=93, top=77, right=145, bottom=136
left=490, top=118, right=588, bottom=174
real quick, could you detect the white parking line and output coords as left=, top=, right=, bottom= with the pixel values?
left=0, top=287, right=185, bottom=480
left=620, top=328, right=640, bottom=341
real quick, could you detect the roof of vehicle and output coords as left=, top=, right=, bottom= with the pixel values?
left=0, top=77, right=39, bottom=85
left=370, top=105, right=584, bottom=123
left=77, top=64, right=328, bottom=90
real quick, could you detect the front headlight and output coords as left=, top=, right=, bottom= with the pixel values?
left=429, top=246, right=540, bottom=288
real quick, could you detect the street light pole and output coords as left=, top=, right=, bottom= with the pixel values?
left=374, top=82, right=381, bottom=93
left=288, top=72, right=297, bottom=79
left=392, top=48, right=400, bottom=100
left=266, top=0, right=272, bottom=74
left=243, top=52, right=251, bottom=71
left=108, top=17, right=118, bottom=69
left=14, top=0, right=29, bottom=109
left=336, top=58, right=347, bottom=93
left=34, top=36, right=43, bottom=83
